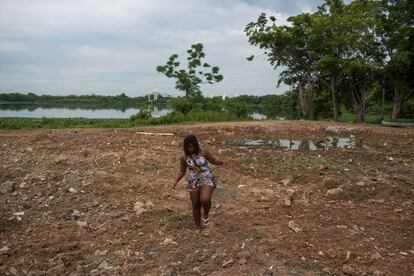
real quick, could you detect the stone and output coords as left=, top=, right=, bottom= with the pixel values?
left=47, top=264, right=65, bottom=274
left=68, top=187, right=77, bottom=193
left=64, top=171, right=81, bottom=184
left=192, top=266, right=201, bottom=274
left=346, top=251, right=351, bottom=261
left=322, top=178, right=339, bottom=189
left=98, top=261, right=109, bottom=270
left=371, top=252, right=382, bottom=260
left=326, top=187, right=343, bottom=197
left=222, top=258, right=234, bottom=268
left=161, top=237, right=177, bottom=245
left=145, top=200, right=155, bottom=209
left=95, top=249, right=108, bottom=256
left=9, top=267, right=18, bottom=275
left=134, top=201, right=146, bottom=215
left=284, top=198, right=291, bottom=207
left=0, top=180, right=14, bottom=194
left=72, top=210, right=81, bottom=217
left=236, top=249, right=251, bottom=260
left=63, top=213, right=73, bottom=220
left=76, top=221, right=88, bottom=228
left=342, top=264, right=355, bottom=274
left=288, top=221, right=302, bottom=233
left=0, top=246, right=9, bottom=254
left=281, top=178, right=290, bottom=186
left=79, top=148, right=90, bottom=157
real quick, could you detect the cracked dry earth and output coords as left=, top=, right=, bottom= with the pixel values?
left=0, top=120, right=413, bottom=275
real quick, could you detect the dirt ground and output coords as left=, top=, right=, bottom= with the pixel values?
left=0, top=120, right=413, bottom=275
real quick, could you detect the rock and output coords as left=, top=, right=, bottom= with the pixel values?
left=238, top=258, right=247, bottom=265
left=284, top=198, right=291, bottom=207
left=356, top=181, right=365, bottom=186
left=9, top=267, right=18, bottom=275
left=76, top=221, right=88, bottom=228
left=161, top=237, right=177, bottom=245
left=342, top=264, right=355, bottom=274
left=222, top=258, right=234, bottom=268
left=346, top=251, right=351, bottom=261
left=371, top=252, right=382, bottom=260
left=192, top=266, right=201, bottom=274
left=63, top=213, right=73, bottom=220
left=322, top=178, right=339, bottom=189
left=236, top=249, right=251, bottom=260
left=47, top=264, right=65, bottom=274
left=98, top=260, right=109, bottom=270
left=288, top=221, right=302, bottom=233
left=399, top=251, right=408, bottom=256
left=326, top=187, right=343, bottom=197
left=0, top=246, right=9, bottom=254
left=64, top=171, right=81, bottom=184
left=79, top=148, right=90, bottom=157
left=25, top=146, right=33, bottom=152
left=95, top=249, right=108, bottom=256
left=281, top=178, right=290, bottom=186
left=72, top=210, right=81, bottom=218
left=134, top=201, right=146, bottom=215
left=145, top=200, right=155, bottom=209
left=68, top=187, right=77, bottom=193
left=0, top=180, right=14, bottom=194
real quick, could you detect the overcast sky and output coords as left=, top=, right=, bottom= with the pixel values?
left=0, top=0, right=325, bottom=97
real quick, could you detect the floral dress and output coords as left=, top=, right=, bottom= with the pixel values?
left=185, top=154, right=216, bottom=191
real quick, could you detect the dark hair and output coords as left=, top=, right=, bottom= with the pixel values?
left=183, top=135, right=200, bottom=156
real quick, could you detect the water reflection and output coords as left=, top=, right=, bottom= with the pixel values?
left=0, top=105, right=171, bottom=119
left=232, top=137, right=356, bottom=151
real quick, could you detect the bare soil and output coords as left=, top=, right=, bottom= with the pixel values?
left=0, top=121, right=413, bottom=275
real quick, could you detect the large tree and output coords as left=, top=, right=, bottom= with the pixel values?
left=245, top=13, right=321, bottom=120
left=341, top=0, right=384, bottom=123
left=376, top=0, right=414, bottom=120
left=156, top=43, right=223, bottom=98
left=314, top=0, right=347, bottom=121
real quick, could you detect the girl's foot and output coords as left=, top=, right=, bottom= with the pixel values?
left=202, top=217, right=209, bottom=226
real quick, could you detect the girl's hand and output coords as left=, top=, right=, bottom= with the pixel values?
left=171, top=180, right=178, bottom=189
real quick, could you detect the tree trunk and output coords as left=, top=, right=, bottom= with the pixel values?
left=330, top=76, right=338, bottom=121
left=391, top=81, right=401, bottom=120
left=298, top=82, right=314, bottom=120
left=391, top=100, right=401, bottom=121
left=356, top=106, right=365, bottom=123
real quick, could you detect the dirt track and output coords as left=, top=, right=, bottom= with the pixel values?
left=0, top=120, right=413, bottom=275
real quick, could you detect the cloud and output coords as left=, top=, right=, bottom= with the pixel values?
left=0, top=0, right=324, bottom=96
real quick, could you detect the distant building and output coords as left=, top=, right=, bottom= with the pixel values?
left=148, top=89, right=160, bottom=101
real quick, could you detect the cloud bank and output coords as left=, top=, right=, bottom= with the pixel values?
left=0, top=0, right=324, bottom=96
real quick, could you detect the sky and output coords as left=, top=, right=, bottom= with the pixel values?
left=0, top=0, right=325, bottom=97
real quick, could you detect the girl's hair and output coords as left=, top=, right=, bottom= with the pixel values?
left=183, top=134, right=200, bottom=156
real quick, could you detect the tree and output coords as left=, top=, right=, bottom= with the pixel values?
left=315, top=0, right=347, bottom=121
left=156, top=43, right=223, bottom=98
left=376, top=0, right=414, bottom=120
left=245, top=13, right=321, bottom=120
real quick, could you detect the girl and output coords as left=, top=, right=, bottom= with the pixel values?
left=172, top=135, right=227, bottom=229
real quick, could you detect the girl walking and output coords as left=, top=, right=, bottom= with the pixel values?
left=172, top=135, right=227, bottom=229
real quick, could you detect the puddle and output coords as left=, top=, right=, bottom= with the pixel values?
left=229, top=137, right=357, bottom=151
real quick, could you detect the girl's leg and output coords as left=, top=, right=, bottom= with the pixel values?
left=189, top=189, right=201, bottom=228
left=200, top=185, right=215, bottom=221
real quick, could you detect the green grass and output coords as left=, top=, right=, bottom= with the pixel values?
left=0, top=111, right=247, bottom=129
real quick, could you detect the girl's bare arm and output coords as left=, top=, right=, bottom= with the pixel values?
left=174, top=156, right=187, bottom=184
left=204, top=150, right=227, bottom=165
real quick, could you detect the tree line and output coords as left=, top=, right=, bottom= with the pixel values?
left=245, top=0, right=413, bottom=122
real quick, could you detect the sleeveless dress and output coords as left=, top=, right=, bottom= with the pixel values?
left=185, top=154, right=216, bottom=191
